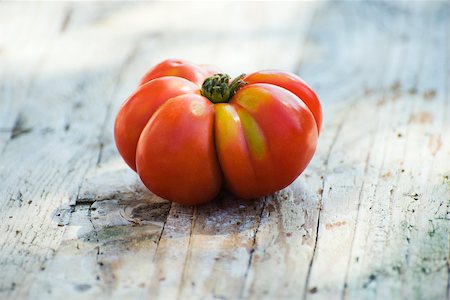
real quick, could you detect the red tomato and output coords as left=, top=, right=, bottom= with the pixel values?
left=114, top=59, right=321, bottom=205
left=140, top=59, right=219, bottom=87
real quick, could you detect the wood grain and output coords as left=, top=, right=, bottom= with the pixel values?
left=0, top=2, right=448, bottom=300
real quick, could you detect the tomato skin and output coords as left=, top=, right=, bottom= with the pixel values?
left=140, top=59, right=219, bottom=87
left=114, top=76, right=198, bottom=171
left=136, top=94, right=222, bottom=205
left=244, top=71, right=322, bottom=133
left=215, top=84, right=318, bottom=199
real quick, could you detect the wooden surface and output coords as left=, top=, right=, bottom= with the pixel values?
left=0, top=2, right=449, bottom=299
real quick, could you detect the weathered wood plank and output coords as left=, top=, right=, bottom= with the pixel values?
left=0, top=2, right=145, bottom=298
left=343, top=4, right=450, bottom=300
left=365, top=6, right=449, bottom=299
left=0, top=4, right=71, bottom=150
left=303, top=3, right=450, bottom=300
left=305, top=3, right=416, bottom=299
left=0, top=2, right=448, bottom=300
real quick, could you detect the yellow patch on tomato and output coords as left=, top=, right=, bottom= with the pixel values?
left=237, top=108, right=266, bottom=159
left=235, top=87, right=270, bottom=112
left=215, top=104, right=239, bottom=145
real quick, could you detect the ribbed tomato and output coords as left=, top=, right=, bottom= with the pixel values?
left=114, top=59, right=321, bottom=205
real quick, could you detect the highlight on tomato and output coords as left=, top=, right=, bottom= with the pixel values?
left=114, top=59, right=322, bottom=205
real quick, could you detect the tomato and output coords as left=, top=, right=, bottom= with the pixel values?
left=114, top=59, right=321, bottom=205
left=140, top=59, right=220, bottom=87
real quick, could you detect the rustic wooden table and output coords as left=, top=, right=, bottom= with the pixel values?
left=0, top=2, right=449, bottom=299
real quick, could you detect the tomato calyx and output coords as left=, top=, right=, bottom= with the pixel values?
left=201, top=73, right=247, bottom=103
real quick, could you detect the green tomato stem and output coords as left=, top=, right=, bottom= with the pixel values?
left=201, top=73, right=247, bottom=103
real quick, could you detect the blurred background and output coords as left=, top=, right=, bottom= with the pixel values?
left=1, top=1, right=447, bottom=134
left=1, top=2, right=447, bottom=119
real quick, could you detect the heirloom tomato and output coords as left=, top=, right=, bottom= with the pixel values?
left=114, top=59, right=322, bottom=205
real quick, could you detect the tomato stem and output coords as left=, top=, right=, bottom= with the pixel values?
left=201, top=73, right=247, bottom=103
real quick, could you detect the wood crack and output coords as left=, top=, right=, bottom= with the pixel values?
left=446, top=240, right=450, bottom=300
left=378, top=78, right=419, bottom=287
left=239, top=197, right=266, bottom=299
left=152, top=202, right=172, bottom=261
left=95, top=43, right=141, bottom=167
left=176, top=206, right=198, bottom=299
left=302, top=94, right=357, bottom=300
left=303, top=197, right=322, bottom=300
left=340, top=57, right=402, bottom=296
left=88, top=201, right=102, bottom=283
left=341, top=126, right=377, bottom=298
left=60, top=7, right=73, bottom=33
left=10, top=114, right=32, bottom=140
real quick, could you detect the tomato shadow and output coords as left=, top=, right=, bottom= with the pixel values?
left=56, top=153, right=321, bottom=243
